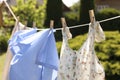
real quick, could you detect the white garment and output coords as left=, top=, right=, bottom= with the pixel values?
left=58, top=22, right=105, bottom=80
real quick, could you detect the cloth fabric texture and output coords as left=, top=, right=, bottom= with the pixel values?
left=9, top=29, right=59, bottom=80
left=57, top=22, right=105, bottom=80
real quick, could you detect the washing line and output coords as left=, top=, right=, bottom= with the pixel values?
left=55, top=15, right=120, bottom=31
left=12, top=15, right=120, bottom=31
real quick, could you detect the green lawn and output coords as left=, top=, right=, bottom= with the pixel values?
left=0, top=31, right=120, bottom=80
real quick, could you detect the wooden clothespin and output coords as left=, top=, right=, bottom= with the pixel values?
left=33, top=21, right=36, bottom=28
left=24, top=21, right=27, bottom=29
left=16, top=16, right=20, bottom=30
left=89, top=10, right=95, bottom=23
left=50, top=20, right=54, bottom=29
left=61, top=17, right=67, bottom=31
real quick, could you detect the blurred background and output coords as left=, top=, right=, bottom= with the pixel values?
left=0, top=0, right=120, bottom=80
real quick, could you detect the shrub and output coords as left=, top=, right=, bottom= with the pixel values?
left=96, top=8, right=120, bottom=31
left=11, top=0, right=46, bottom=28
left=0, top=35, right=9, bottom=54
left=0, top=28, right=10, bottom=54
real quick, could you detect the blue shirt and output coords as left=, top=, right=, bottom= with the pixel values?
left=9, top=29, right=59, bottom=80
left=9, top=28, right=37, bottom=55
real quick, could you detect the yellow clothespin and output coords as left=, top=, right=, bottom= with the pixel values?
left=50, top=20, right=54, bottom=29
left=61, top=17, right=67, bottom=32
left=89, top=9, right=95, bottom=23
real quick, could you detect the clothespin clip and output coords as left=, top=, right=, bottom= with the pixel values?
left=50, top=20, right=54, bottom=29
left=16, top=16, right=20, bottom=30
left=24, top=21, right=27, bottom=29
left=89, top=9, right=95, bottom=23
left=32, top=21, right=36, bottom=28
left=61, top=17, right=67, bottom=31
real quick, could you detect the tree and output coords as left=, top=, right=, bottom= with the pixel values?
left=44, top=0, right=63, bottom=28
left=77, top=0, right=95, bottom=34
left=79, top=0, right=95, bottom=24
left=12, top=0, right=46, bottom=28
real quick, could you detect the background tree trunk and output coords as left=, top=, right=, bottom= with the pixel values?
left=44, top=0, right=63, bottom=28
left=78, top=0, right=95, bottom=34
left=79, top=0, right=95, bottom=24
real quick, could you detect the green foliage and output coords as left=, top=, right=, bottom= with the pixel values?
left=56, top=31, right=120, bottom=80
left=71, top=1, right=80, bottom=12
left=68, top=1, right=80, bottom=21
left=95, top=31, right=120, bottom=80
left=96, top=8, right=120, bottom=31
left=2, top=11, right=15, bottom=27
left=64, top=12, right=79, bottom=26
left=0, top=28, right=10, bottom=53
left=12, top=0, right=46, bottom=28
left=0, top=35, right=8, bottom=53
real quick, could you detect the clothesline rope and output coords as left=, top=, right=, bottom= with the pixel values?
left=37, top=15, right=120, bottom=31
left=3, top=1, right=18, bottom=21
left=56, top=15, right=120, bottom=30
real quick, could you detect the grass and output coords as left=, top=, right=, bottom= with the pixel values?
left=0, top=31, right=120, bottom=80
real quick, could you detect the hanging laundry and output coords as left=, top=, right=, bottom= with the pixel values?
left=57, top=22, right=105, bottom=80
left=9, top=29, right=59, bottom=80
left=2, top=21, right=29, bottom=80
left=9, top=28, right=37, bottom=55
